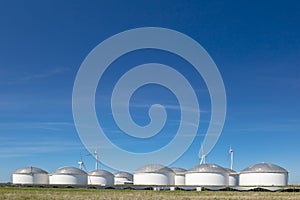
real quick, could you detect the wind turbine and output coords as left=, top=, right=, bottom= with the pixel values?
left=199, top=145, right=206, bottom=165
left=86, top=147, right=100, bottom=170
left=229, top=145, right=234, bottom=170
left=93, top=148, right=100, bottom=170
left=78, top=152, right=87, bottom=171
left=78, top=161, right=84, bottom=170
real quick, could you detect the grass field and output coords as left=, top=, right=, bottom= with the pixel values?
left=1, top=187, right=300, bottom=200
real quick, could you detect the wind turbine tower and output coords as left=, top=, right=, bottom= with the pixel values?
left=199, top=145, right=206, bottom=165
left=229, top=145, right=234, bottom=170
left=78, top=161, right=84, bottom=170
left=93, top=148, right=99, bottom=170
left=77, top=153, right=87, bottom=171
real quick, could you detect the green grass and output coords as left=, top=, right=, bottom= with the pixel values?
left=1, top=187, right=300, bottom=200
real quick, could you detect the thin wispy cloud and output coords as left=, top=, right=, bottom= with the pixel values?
left=0, top=136, right=84, bottom=158
left=7, top=67, right=70, bottom=85
left=224, top=120, right=300, bottom=135
left=0, top=144, right=83, bottom=158
left=0, top=121, right=74, bottom=131
left=110, top=101, right=209, bottom=113
left=256, top=76, right=300, bottom=88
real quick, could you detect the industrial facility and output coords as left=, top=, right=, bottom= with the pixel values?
left=114, top=171, right=133, bottom=185
left=225, top=168, right=239, bottom=186
left=170, top=167, right=186, bottom=185
left=12, top=162, right=289, bottom=187
left=239, top=163, right=288, bottom=186
left=12, top=166, right=49, bottom=185
left=88, top=169, right=114, bottom=185
left=11, top=145, right=289, bottom=188
left=133, top=164, right=175, bottom=185
left=185, top=164, right=229, bottom=186
left=50, top=167, right=87, bottom=185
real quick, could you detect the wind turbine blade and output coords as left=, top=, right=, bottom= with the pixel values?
left=198, top=144, right=206, bottom=164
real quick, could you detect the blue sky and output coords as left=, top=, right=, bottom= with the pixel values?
left=0, top=0, right=299, bottom=183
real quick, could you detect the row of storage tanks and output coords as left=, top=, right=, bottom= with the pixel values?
left=12, top=163, right=288, bottom=186
left=12, top=167, right=132, bottom=185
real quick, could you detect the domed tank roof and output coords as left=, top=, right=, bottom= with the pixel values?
left=114, top=171, right=133, bottom=179
left=88, top=169, right=113, bottom=177
left=14, top=166, right=48, bottom=174
left=241, top=163, right=288, bottom=173
left=187, top=164, right=227, bottom=173
left=134, top=164, right=174, bottom=173
left=224, top=168, right=238, bottom=175
left=171, top=167, right=187, bottom=175
left=53, top=167, right=87, bottom=175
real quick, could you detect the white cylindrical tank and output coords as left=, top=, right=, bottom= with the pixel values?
left=239, top=163, right=288, bottom=186
left=49, top=174, right=53, bottom=184
left=225, top=168, right=238, bottom=186
left=88, top=170, right=114, bottom=185
left=171, top=167, right=186, bottom=185
left=185, top=164, right=229, bottom=186
left=50, top=167, right=87, bottom=185
left=114, top=171, right=133, bottom=185
left=12, top=166, right=49, bottom=184
left=134, top=164, right=175, bottom=185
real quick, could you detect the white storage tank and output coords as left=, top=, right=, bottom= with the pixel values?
left=48, top=173, right=53, bottom=184
left=88, top=170, right=114, bottom=185
left=171, top=167, right=186, bottom=185
left=225, top=168, right=238, bottom=186
left=185, top=164, right=229, bottom=186
left=239, top=163, right=288, bottom=186
left=12, top=166, right=49, bottom=184
left=114, top=171, right=133, bottom=185
left=50, top=167, right=87, bottom=185
left=134, top=164, right=175, bottom=185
